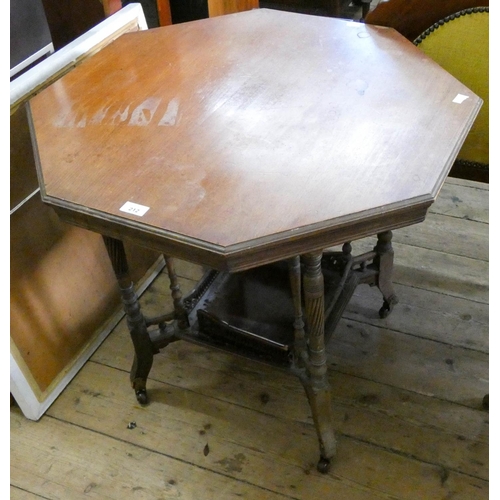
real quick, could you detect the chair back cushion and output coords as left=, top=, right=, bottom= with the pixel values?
left=415, top=9, right=489, bottom=165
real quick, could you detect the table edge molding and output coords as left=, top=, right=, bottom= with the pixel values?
left=42, top=193, right=433, bottom=272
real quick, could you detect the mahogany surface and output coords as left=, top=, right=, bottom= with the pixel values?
left=30, top=8, right=481, bottom=271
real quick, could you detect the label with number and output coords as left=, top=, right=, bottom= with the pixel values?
left=452, top=94, right=469, bottom=104
left=119, top=201, right=150, bottom=216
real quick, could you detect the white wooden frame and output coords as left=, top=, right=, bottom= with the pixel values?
left=10, top=3, right=147, bottom=112
left=10, top=42, right=55, bottom=79
left=10, top=4, right=157, bottom=421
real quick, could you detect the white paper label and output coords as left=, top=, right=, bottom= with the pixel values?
left=453, top=94, right=469, bottom=104
left=119, top=201, right=150, bottom=216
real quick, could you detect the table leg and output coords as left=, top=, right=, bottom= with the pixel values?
left=287, top=256, right=307, bottom=368
left=103, top=236, right=154, bottom=405
left=374, top=231, right=399, bottom=318
left=301, top=252, right=337, bottom=473
left=163, top=255, right=189, bottom=329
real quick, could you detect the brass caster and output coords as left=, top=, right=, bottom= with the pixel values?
left=317, top=457, right=331, bottom=474
left=135, top=389, right=149, bottom=406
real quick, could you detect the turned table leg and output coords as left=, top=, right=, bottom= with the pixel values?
left=287, top=256, right=307, bottom=367
left=163, top=255, right=189, bottom=329
left=301, top=252, right=337, bottom=473
left=103, top=236, right=154, bottom=405
left=374, top=231, right=399, bottom=318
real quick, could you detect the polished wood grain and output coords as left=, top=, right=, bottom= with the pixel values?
left=365, top=0, right=489, bottom=42
left=30, top=8, right=481, bottom=271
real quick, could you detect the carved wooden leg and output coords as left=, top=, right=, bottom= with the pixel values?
left=163, top=255, right=189, bottom=329
left=287, top=256, right=307, bottom=367
left=374, top=231, right=399, bottom=318
left=302, top=252, right=336, bottom=473
left=103, top=236, right=154, bottom=405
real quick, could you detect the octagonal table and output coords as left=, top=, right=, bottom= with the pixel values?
left=29, top=8, right=481, bottom=471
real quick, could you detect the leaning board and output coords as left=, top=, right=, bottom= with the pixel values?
left=10, top=4, right=162, bottom=420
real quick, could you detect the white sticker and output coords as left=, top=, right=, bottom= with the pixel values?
left=119, top=201, right=150, bottom=216
left=453, top=94, right=469, bottom=104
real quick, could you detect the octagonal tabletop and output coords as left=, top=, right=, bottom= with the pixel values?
left=30, top=8, right=481, bottom=271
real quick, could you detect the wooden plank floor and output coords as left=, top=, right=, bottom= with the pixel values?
left=11, top=177, right=488, bottom=499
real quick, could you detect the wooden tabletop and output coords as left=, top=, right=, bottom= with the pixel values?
left=30, top=8, right=481, bottom=271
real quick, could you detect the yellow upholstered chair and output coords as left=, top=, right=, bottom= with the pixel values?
left=414, top=7, right=489, bottom=181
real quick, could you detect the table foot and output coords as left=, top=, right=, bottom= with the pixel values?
left=130, top=356, right=150, bottom=405
left=135, top=388, right=149, bottom=406
left=379, top=295, right=398, bottom=318
left=301, top=378, right=337, bottom=468
left=317, top=456, right=332, bottom=474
